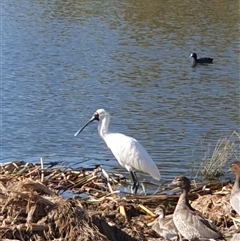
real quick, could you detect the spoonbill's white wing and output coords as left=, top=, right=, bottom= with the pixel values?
left=104, top=133, right=160, bottom=180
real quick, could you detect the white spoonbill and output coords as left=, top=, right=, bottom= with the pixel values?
left=74, top=109, right=160, bottom=193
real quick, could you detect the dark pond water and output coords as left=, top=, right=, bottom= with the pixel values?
left=2, top=0, right=240, bottom=187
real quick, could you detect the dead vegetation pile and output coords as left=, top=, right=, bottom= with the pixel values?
left=0, top=161, right=238, bottom=241
left=0, top=175, right=108, bottom=240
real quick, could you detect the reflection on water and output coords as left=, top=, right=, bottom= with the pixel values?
left=2, top=0, right=239, bottom=183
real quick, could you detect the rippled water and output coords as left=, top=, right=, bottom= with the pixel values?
left=2, top=0, right=240, bottom=184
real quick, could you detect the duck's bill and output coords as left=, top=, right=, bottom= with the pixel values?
left=74, top=115, right=96, bottom=137
left=189, top=54, right=193, bottom=58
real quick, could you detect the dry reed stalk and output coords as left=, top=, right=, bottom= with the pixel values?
left=40, top=157, right=44, bottom=182
left=119, top=205, right=128, bottom=222
left=24, top=166, right=41, bottom=177
left=0, top=223, right=49, bottom=231
left=138, top=204, right=155, bottom=217
left=21, top=179, right=55, bottom=195
left=102, top=168, right=114, bottom=193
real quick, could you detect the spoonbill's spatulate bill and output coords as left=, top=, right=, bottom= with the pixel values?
left=74, top=109, right=160, bottom=193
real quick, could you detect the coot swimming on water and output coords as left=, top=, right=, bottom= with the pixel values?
left=189, top=53, right=213, bottom=65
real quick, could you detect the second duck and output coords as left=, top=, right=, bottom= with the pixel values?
left=172, top=175, right=225, bottom=240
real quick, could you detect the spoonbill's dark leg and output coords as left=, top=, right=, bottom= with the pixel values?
left=130, top=171, right=139, bottom=194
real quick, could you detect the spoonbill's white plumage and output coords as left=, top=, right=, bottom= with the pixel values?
left=74, top=109, right=160, bottom=193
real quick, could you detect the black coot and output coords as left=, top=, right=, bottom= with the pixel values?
left=189, top=53, right=213, bottom=64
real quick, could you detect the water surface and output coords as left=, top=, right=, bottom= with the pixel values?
left=2, top=0, right=240, bottom=186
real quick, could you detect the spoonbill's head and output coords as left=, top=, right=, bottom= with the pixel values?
left=228, top=161, right=240, bottom=175
left=172, top=175, right=191, bottom=191
left=74, top=109, right=108, bottom=137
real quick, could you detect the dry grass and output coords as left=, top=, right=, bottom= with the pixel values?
left=192, top=131, right=240, bottom=180
left=0, top=160, right=238, bottom=241
left=0, top=178, right=109, bottom=241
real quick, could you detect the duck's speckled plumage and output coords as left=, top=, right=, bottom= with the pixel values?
left=172, top=175, right=225, bottom=240
left=229, top=161, right=240, bottom=215
left=152, top=206, right=178, bottom=240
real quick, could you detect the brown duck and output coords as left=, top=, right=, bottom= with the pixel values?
left=172, top=175, right=225, bottom=240
left=228, top=161, right=240, bottom=215
left=152, top=206, right=178, bottom=240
